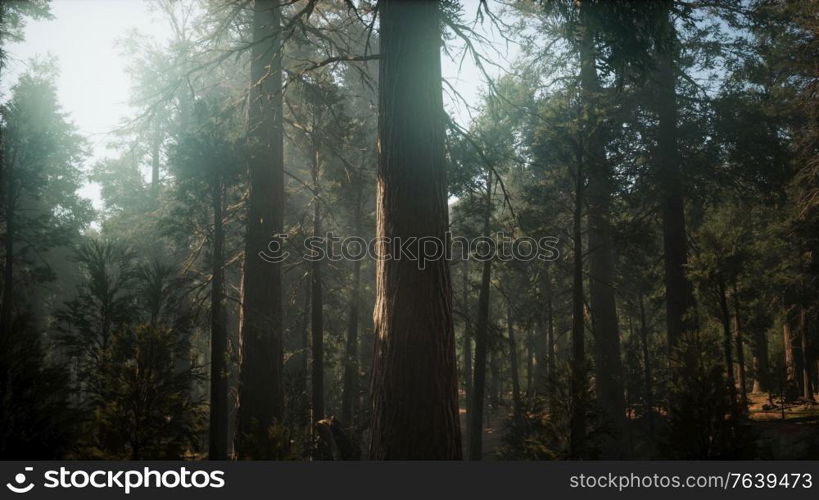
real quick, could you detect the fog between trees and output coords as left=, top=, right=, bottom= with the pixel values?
left=1, top=0, right=818, bottom=460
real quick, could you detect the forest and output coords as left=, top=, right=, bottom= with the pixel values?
left=0, top=0, right=817, bottom=461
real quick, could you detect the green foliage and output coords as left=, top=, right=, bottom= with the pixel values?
left=53, top=238, right=203, bottom=459
left=0, top=1, right=51, bottom=71
left=498, top=362, right=609, bottom=460
left=233, top=419, right=301, bottom=461
left=663, top=331, right=756, bottom=459
left=85, top=323, right=204, bottom=459
left=1, top=63, right=93, bottom=284
left=0, top=313, right=78, bottom=458
left=55, top=240, right=137, bottom=365
left=497, top=396, right=562, bottom=460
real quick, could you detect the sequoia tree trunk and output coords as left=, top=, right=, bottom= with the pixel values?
left=235, top=0, right=285, bottom=458
left=369, top=0, right=461, bottom=460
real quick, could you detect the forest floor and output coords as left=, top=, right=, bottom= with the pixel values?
left=747, top=392, right=819, bottom=459
left=457, top=393, right=819, bottom=460
left=458, top=407, right=506, bottom=460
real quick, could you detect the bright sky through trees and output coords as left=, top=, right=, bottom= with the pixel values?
left=2, top=0, right=517, bottom=211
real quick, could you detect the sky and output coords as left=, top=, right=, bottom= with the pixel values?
left=3, top=0, right=518, bottom=210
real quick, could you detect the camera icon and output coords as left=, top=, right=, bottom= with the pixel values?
left=6, top=467, right=35, bottom=494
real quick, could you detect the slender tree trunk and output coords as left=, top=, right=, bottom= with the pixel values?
left=469, top=172, right=492, bottom=460
left=547, top=275, right=557, bottom=412
left=506, top=301, right=522, bottom=420
left=751, top=322, right=770, bottom=393
left=0, top=146, right=12, bottom=406
left=469, top=175, right=492, bottom=461
left=656, top=1, right=697, bottom=361
left=731, top=282, right=748, bottom=406
left=236, top=0, right=284, bottom=458
left=782, top=315, right=797, bottom=385
left=462, top=262, right=473, bottom=439
left=799, top=305, right=815, bottom=401
left=526, top=325, right=534, bottom=399
left=783, top=305, right=798, bottom=396
left=310, top=110, right=324, bottom=431
left=341, top=199, right=363, bottom=427
left=639, top=294, right=654, bottom=435
left=489, top=351, right=501, bottom=415
left=1, top=167, right=13, bottom=342
left=570, top=152, right=586, bottom=459
left=297, top=282, right=311, bottom=429
left=534, top=272, right=550, bottom=398
left=150, top=124, right=160, bottom=204
left=718, top=281, right=737, bottom=405
left=369, top=0, right=461, bottom=460
left=532, top=312, right=546, bottom=396
left=209, top=179, right=228, bottom=460
left=579, top=2, right=626, bottom=451
left=285, top=283, right=310, bottom=429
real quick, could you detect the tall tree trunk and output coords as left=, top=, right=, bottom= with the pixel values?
left=369, top=0, right=461, bottom=460
left=150, top=124, right=160, bottom=204
left=718, top=281, right=737, bottom=406
left=297, top=282, right=311, bottom=430
left=751, top=313, right=770, bottom=393
left=570, top=151, right=586, bottom=459
left=534, top=272, right=550, bottom=397
left=0, top=163, right=13, bottom=342
left=656, top=0, right=697, bottom=361
left=209, top=179, right=228, bottom=460
left=468, top=175, right=492, bottom=461
left=546, top=274, right=557, bottom=412
left=236, top=0, right=285, bottom=459
left=506, top=301, right=522, bottom=420
left=799, top=305, right=815, bottom=401
left=731, top=282, right=748, bottom=406
left=0, top=146, right=12, bottom=407
left=310, top=111, right=324, bottom=430
left=489, top=351, right=501, bottom=415
left=579, top=1, right=626, bottom=452
left=783, top=304, right=798, bottom=396
left=526, top=325, right=534, bottom=399
left=461, top=261, right=473, bottom=439
left=341, top=198, right=363, bottom=427
left=639, top=294, right=654, bottom=435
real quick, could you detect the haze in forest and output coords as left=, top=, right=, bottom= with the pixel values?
left=3, top=0, right=514, bottom=212
left=1, top=0, right=818, bottom=462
